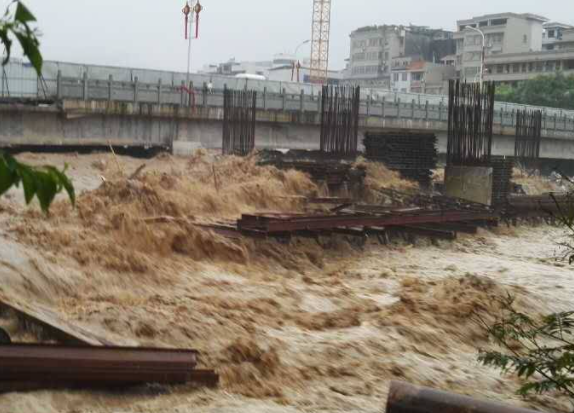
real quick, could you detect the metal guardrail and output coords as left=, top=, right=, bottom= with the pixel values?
left=2, top=60, right=574, bottom=132
left=52, top=74, right=574, bottom=133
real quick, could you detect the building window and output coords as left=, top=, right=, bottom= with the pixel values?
left=528, top=62, right=534, bottom=72
left=464, top=67, right=479, bottom=77
left=402, top=72, right=408, bottom=81
left=522, top=63, right=527, bottom=72
left=547, top=44, right=555, bottom=50
left=512, top=64, right=520, bottom=73
left=411, top=72, right=423, bottom=81
left=368, top=38, right=378, bottom=47
left=479, top=21, right=488, bottom=27
left=496, top=65, right=503, bottom=74
left=490, top=18, right=508, bottom=26
left=384, top=52, right=389, bottom=60
left=393, top=73, right=399, bottom=82
left=523, top=35, right=528, bottom=44
left=548, top=30, right=556, bottom=38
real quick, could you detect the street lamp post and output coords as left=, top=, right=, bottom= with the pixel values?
left=293, top=40, right=310, bottom=83
left=465, top=26, right=486, bottom=86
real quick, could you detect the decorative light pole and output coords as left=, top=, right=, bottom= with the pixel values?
left=183, top=1, right=204, bottom=86
left=465, top=26, right=486, bottom=86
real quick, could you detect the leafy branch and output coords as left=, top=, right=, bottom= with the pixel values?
left=0, top=2, right=74, bottom=213
left=0, top=152, right=75, bottom=213
left=477, top=295, right=574, bottom=404
left=0, top=1, right=42, bottom=74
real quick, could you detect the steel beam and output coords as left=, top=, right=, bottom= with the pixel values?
left=0, top=343, right=215, bottom=387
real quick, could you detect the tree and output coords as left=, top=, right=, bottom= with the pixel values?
left=496, top=73, right=574, bottom=110
left=478, top=296, right=574, bottom=402
left=0, top=1, right=74, bottom=212
left=477, top=192, right=574, bottom=406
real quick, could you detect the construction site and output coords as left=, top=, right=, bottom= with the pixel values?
left=1, top=1, right=574, bottom=413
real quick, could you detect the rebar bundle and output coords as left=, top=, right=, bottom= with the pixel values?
left=363, top=131, right=438, bottom=188
left=222, top=88, right=257, bottom=156
left=447, top=80, right=496, bottom=166
left=320, top=85, right=360, bottom=155
left=515, top=109, right=542, bottom=161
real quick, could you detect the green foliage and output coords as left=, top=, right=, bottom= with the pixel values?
left=0, top=2, right=74, bottom=213
left=478, top=296, right=574, bottom=401
left=0, top=1, right=42, bottom=75
left=496, top=73, right=574, bottom=110
left=0, top=152, right=75, bottom=213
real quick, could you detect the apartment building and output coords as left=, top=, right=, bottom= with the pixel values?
left=543, top=22, right=574, bottom=51
left=484, top=50, right=574, bottom=83
left=453, top=14, right=574, bottom=84
left=391, top=60, right=455, bottom=94
left=454, top=13, right=548, bottom=81
left=346, top=25, right=455, bottom=89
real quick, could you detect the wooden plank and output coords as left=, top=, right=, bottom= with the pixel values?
left=0, top=296, right=118, bottom=347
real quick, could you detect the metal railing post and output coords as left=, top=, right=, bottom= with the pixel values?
left=411, top=99, right=415, bottom=118
left=82, top=72, right=88, bottom=101
left=425, top=101, right=429, bottom=120
left=108, top=75, right=113, bottom=102
left=157, top=78, right=162, bottom=105
left=56, top=70, right=62, bottom=100
left=133, top=76, right=139, bottom=104
left=180, top=80, right=185, bottom=106
left=282, top=88, right=286, bottom=110
left=382, top=97, right=386, bottom=118
left=366, top=95, right=370, bottom=116
left=263, top=87, right=267, bottom=110
left=300, top=89, right=304, bottom=114
left=397, top=98, right=401, bottom=118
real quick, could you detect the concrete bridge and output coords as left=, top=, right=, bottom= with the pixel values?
left=1, top=65, right=574, bottom=161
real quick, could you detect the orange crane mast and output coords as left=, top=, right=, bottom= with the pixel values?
left=309, top=0, right=332, bottom=84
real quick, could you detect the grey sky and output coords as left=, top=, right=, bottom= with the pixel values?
left=7, top=0, right=574, bottom=72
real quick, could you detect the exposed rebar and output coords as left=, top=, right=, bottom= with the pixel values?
left=223, top=88, right=257, bottom=156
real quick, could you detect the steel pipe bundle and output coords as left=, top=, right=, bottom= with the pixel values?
left=364, top=131, right=438, bottom=188
left=222, top=88, right=257, bottom=156
left=320, top=85, right=360, bottom=155
left=490, top=157, right=514, bottom=208
left=447, top=80, right=496, bottom=167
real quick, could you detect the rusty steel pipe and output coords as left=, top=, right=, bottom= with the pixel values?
left=387, top=381, right=542, bottom=413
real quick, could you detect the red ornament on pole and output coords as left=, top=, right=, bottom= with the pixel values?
left=194, top=1, right=203, bottom=39
left=182, top=2, right=191, bottom=40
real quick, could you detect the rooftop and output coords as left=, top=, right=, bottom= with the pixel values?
left=457, top=12, right=549, bottom=25
left=544, top=22, right=574, bottom=29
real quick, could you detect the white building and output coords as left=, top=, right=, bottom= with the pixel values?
left=454, top=13, right=548, bottom=81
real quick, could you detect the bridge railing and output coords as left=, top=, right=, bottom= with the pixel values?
left=54, top=73, right=574, bottom=133
left=2, top=58, right=574, bottom=133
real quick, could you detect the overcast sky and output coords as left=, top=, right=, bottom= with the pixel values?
left=5, top=0, right=574, bottom=73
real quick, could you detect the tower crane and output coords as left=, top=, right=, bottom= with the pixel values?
left=309, top=0, right=332, bottom=84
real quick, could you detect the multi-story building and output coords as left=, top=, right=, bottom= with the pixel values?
left=391, top=60, right=455, bottom=94
left=454, top=13, right=548, bottom=81
left=543, top=22, right=574, bottom=51
left=346, top=25, right=455, bottom=89
left=484, top=50, right=574, bottom=84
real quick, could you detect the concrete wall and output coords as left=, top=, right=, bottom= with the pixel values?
left=1, top=100, right=574, bottom=161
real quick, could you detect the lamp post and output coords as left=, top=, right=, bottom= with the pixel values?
left=293, top=40, right=310, bottom=82
left=294, top=39, right=311, bottom=57
left=465, top=26, right=485, bottom=86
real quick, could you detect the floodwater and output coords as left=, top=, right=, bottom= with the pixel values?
left=0, top=152, right=572, bottom=413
